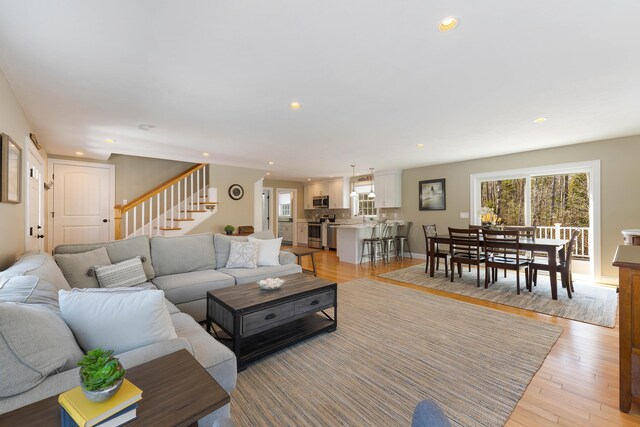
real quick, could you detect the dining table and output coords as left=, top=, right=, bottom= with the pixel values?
left=428, top=235, right=569, bottom=300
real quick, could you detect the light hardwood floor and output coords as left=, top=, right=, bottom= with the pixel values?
left=294, top=248, right=640, bottom=426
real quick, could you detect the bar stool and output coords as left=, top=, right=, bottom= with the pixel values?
left=382, top=223, right=399, bottom=263
left=395, top=221, right=413, bottom=259
left=360, top=220, right=387, bottom=266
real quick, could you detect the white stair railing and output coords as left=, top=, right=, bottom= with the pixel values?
left=114, top=164, right=211, bottom=240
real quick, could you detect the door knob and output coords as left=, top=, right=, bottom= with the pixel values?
left=102, top=219, right=108, bottom=223
left=37, top=235, right=44, bottom=239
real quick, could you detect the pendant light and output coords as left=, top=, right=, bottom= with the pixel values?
left=349, top=165, right=358, bottom=197
left=368, top=168, right=376, bottom=198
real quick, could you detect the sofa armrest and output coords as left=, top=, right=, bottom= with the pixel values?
left=116, top=337, right=194, bottom=368
left=279, top=251, right=296, bottom=265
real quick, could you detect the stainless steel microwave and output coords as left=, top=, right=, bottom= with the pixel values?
left=312, top=195, right=329, bottom=208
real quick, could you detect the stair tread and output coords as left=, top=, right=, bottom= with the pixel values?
left=156, top=227, right=182, bottom=231
left=172, top=218, right=195, bottom=221
left=181, top=210, right=207, bottom=213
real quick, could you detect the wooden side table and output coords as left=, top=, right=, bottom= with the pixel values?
left=0, top=350, right=230, bottom=427
left=284, top=246, right=320, bottom=276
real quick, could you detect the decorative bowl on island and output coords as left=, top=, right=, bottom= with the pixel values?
left=258, top=278, right=284, bottom=290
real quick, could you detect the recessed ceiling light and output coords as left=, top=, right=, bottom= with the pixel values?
left=416, top=144, right=424, bottom=148
left=202, top=152, right=209, bottom=157
left=75, top=151, right=84, bottom=155
left=289, top=102, right=302, bottom=110
left=266, top=172, right=271, bottom=176
left=268, top=161, right=275, bottom=165
left=104, top=138, right=115, bottom=143
left=137, top=124, right=156, bottom=131
left=533, top=117, right=547, bottom=123
left=438, top=16, right=458, bottom=32
left=307, top=178, right=311, bottom=181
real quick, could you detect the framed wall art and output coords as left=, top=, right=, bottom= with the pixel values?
left=1, top=133, right=22, bottom=204
left=419, top=178, right=445, bottom=211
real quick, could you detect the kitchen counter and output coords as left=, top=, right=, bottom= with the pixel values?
left=336, top=220, right=406, bottom=263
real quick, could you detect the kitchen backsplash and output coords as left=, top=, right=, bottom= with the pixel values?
left=303, top=207, right=402, bottom=220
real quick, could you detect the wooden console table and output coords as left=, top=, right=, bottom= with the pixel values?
left=0, top=350, right=229, bottom=426
left=613, top=245, right=640, bottom=412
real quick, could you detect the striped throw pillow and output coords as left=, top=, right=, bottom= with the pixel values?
left=94, top=256, right=147, bottom=288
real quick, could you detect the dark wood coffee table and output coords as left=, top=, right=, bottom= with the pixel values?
left=0, top=350, right=229, bottom=427
left=206, top=273, right=337, bottom=370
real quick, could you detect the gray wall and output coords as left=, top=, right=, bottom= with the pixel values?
left=0, top=70, right=40, bottom=269
left=401, top=135, right=640, bottom=278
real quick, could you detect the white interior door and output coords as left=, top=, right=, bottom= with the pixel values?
left=52, top=163, right=113, bottom=247
left=25, top=146, right=44, bottom=252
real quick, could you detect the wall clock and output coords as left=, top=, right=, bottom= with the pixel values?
left=228, top=184, right=244, bottom=200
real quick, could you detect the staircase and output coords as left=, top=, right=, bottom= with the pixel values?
left=113, top=163, right=217, bottom=240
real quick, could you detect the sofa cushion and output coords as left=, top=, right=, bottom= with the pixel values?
left=217, top=264, right=303, bottom=285
left=171, top=312, right=237, bottom=393
left=54, top=247, right=111, bottom=289
left=151, top=233, right=216, bottom=276
left=213, top=234, right=248, bottom=268
left=53, top=236, right=155, bottom=281
left=248, top=236, right=282, bottom=266
left=59, top=288, right=177, bottom=354
left=95, top=256, right=147, bottom=288
left=0, top=276, right=60, bottom=314
left=249, top=230, right=276, bottom=240
left=225, top=241, right=258, bottom=269
left=0, top=303, right=84, bottom=398
left=151, top=270, right=235, bottom=305
left=0, top=253, right=70, bottom=291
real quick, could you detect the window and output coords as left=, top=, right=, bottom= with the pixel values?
left=278, top=192, right=292, bottom=218
left=357, top=193, right=377, bottom=216
left=279, top=203, right=291, bottom=217
left=480, top=179, right=526, bottom=225
left=351, top=182, right=376, bottom=216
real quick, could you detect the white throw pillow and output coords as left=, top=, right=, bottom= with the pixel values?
left=94, top=256, right=147, bottom=288
left=248, top=237, right=282, bottom=266
left=58, top=288, right=177, bottom=354
left=225, top=241, right=258, bottom=269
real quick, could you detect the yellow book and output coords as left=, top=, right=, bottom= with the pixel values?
left=58, top=379, right=143, bottom=427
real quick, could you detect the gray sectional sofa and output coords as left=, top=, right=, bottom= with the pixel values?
left=0, top=231, right=302, bottom=425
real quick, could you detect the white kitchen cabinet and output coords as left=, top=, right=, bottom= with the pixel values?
left=374, top=171, right=402, bottom=208
left=297, top=222, right=308, bottom=245
left=328, top=178, right=350, bottom=209
left=303, top=182, right=320, bottom=209
left=278, top=222, right=294, bottom=243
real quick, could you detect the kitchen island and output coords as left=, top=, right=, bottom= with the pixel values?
left=336, top=224, right=375, bottom=264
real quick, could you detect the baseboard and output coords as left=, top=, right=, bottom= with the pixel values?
left=598, top=275, right=618, bottom=286
left=410, top=253, right=427, bottom=260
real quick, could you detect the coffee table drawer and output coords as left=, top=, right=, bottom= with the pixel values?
left=242, top=302, right=295, bottom=336
left=294, top=290, right=335, bottom=315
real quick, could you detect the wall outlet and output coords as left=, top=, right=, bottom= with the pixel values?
left=382, top=213, right=387, bottom=218
left=393, top=212, right=398, bottom=218
left=460, top=212, right=469, bottom=219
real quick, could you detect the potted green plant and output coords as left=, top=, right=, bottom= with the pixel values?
left=77, top=348, right=126, bottom=402
left=224, top=225, right=235, bottom=235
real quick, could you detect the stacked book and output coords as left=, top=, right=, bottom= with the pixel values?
left=58, top=379, right=142, bottom=427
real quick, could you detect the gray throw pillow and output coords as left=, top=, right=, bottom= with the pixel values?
left=0, top=276, right=60, bottom=315
left=225, top=241, right=258, bottom=269
left=95, top=256, right=147, bottom=288
left=54, top=247, right=111, bottom=288
left=0, top=302, right=84, bottom=397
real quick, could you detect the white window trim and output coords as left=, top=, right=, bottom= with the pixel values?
left=469, top=160, right=601, bottom=281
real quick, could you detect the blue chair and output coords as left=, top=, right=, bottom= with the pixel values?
left=412, top=399, right=451, bottom=427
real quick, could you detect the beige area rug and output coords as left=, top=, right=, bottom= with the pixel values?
left=230, top=279, right=563, bottom=427
left=379, top=264, right=618, bottom=328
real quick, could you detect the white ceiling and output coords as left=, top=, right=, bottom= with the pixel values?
left=1, top=1, right=639, bottom=180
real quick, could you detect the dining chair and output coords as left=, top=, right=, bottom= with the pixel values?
left=360, top=220, right=388, bottom=266
left=501, top=225, right=537, bottom=277
left=528, top=229, right=579, bottom=298
left=448, top=227, right=484, bottom=286
left=395, top=222, right=413, bottom=259
left=481, top=229, right=531, bottom=294
left=422, top=224, right=448, bottom=277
